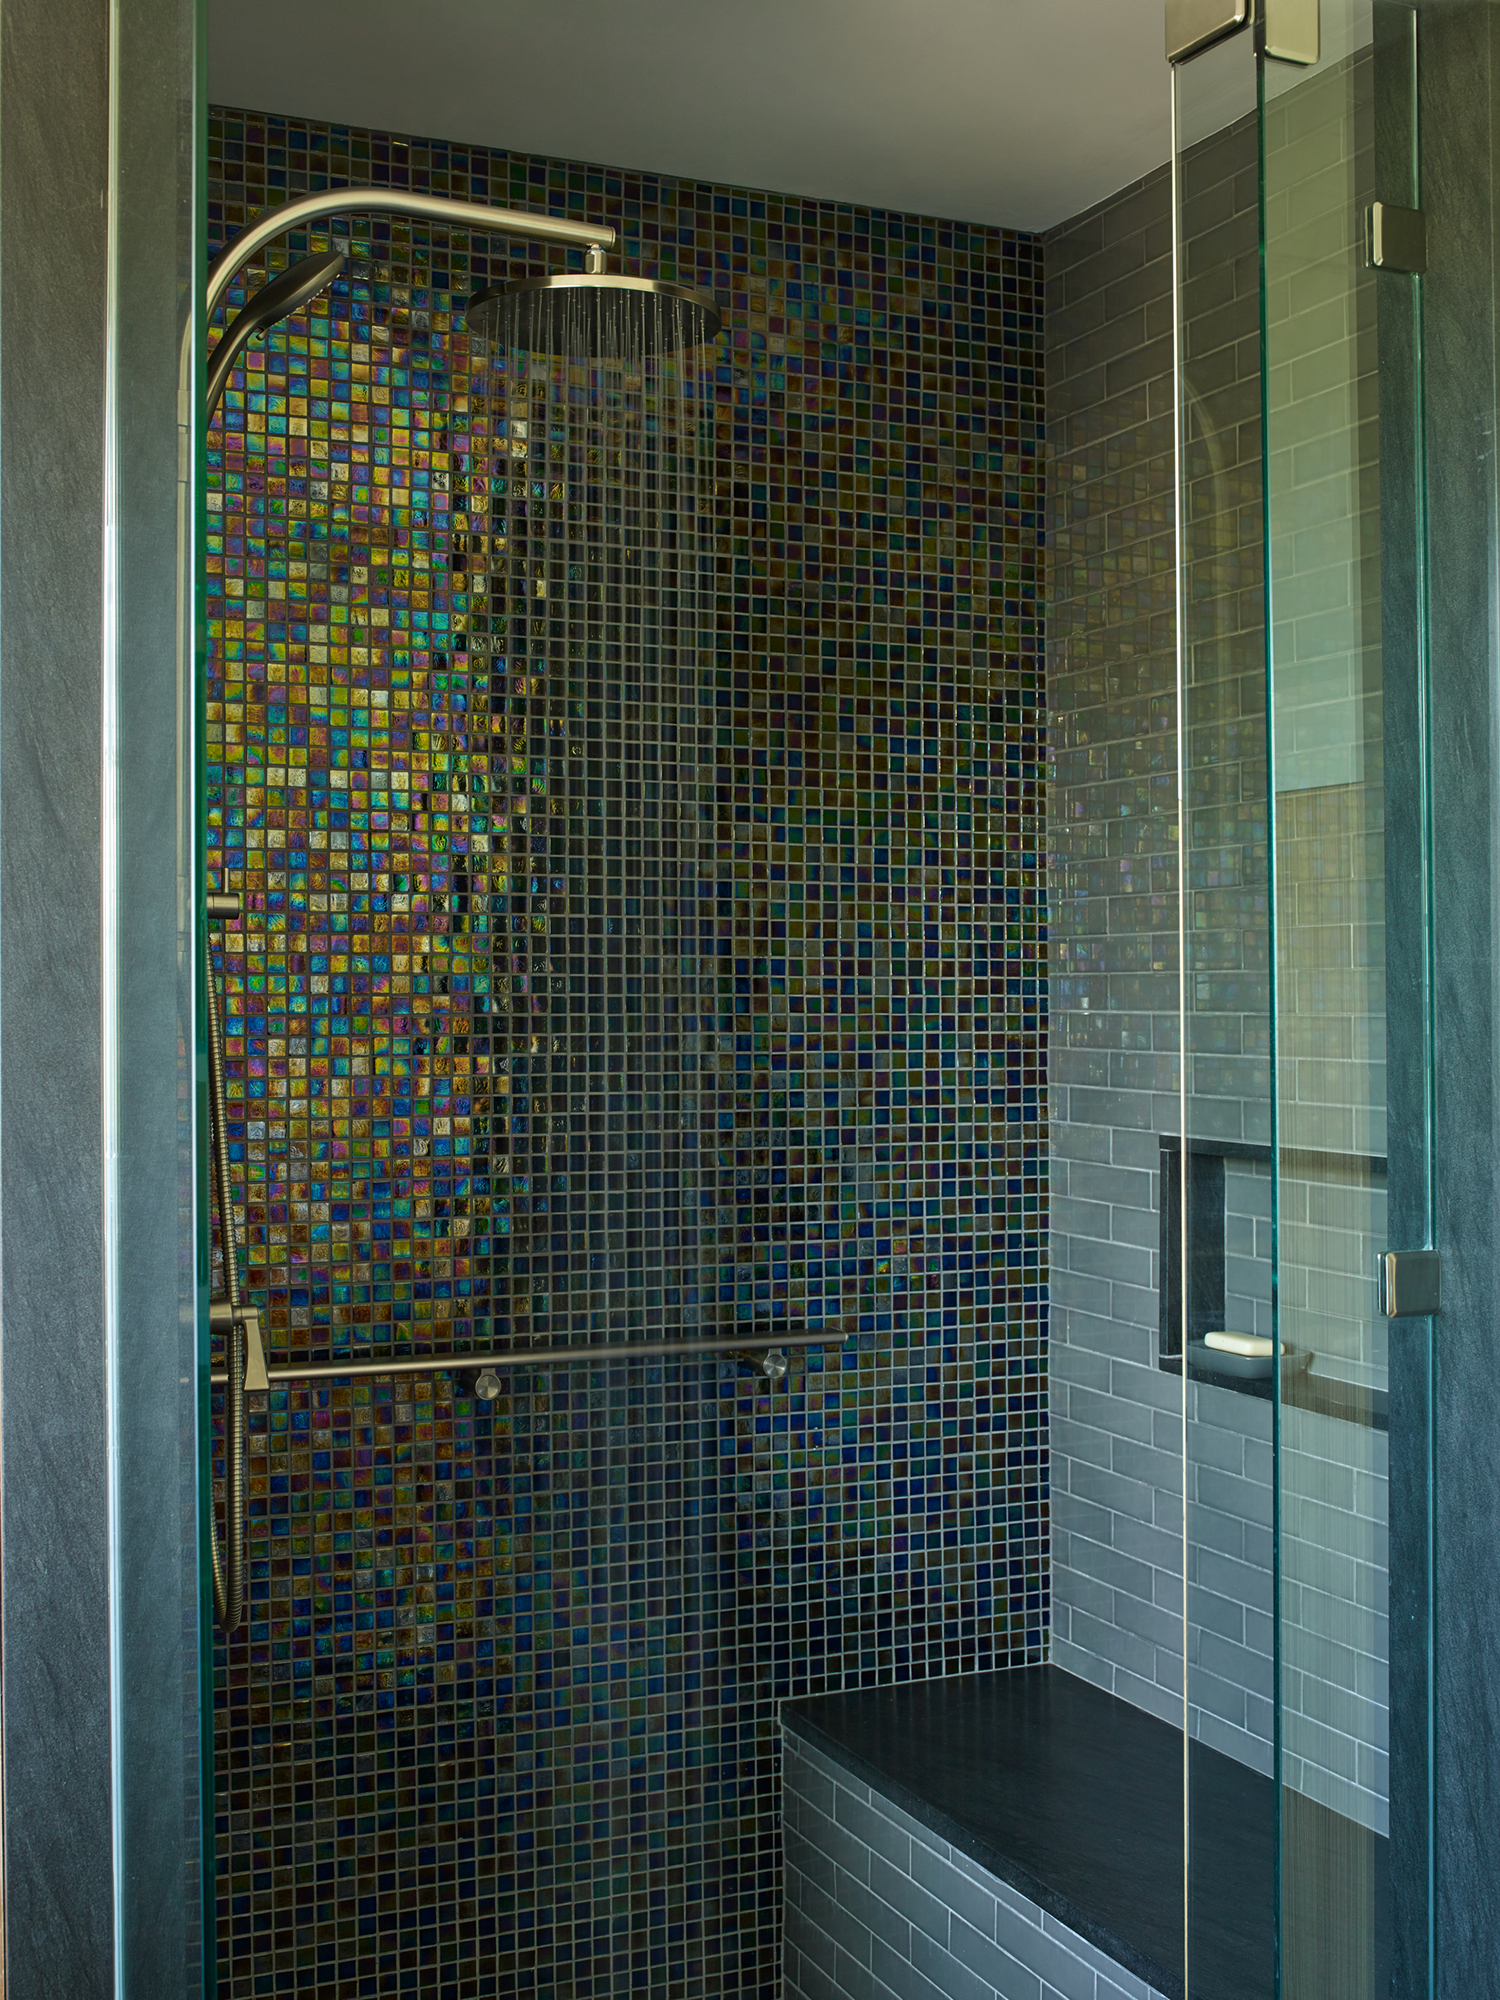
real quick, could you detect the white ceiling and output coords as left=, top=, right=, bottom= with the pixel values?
left=207, top=0, right=1171, bottom=235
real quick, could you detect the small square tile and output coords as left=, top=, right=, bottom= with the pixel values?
left=207, top=102, right=1047, bottom=1999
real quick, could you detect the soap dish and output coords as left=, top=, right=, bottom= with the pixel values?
left=1188, top=1338, right=1311, bottom=1382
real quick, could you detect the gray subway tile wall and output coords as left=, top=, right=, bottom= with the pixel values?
left=1043, top=132, right=1188, bottom=1731
left=782, top=1734, right=1168, bottom=2000
left=1044, top=98, right=1390, bottom=1836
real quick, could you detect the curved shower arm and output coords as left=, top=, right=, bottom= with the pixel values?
left=207, top=187, right=616, bottom=321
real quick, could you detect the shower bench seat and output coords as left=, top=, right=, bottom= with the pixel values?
left=783, top=1664, right=1387, bottom=2000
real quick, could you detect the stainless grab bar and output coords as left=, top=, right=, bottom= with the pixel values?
left=210, top=1324, right=847, bottom=1387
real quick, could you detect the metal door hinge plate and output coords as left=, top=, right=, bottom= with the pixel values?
left=1367, top=202, right=1427, bottom=274
left=1380, top=1249, right=1440, bottom=1317
left=1167, top=0, right=1249, bottom=63
left=1260, top=0, right=1319, bottom=64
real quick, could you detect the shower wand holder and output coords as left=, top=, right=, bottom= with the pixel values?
left=211, top=1299, right=268, bottom=1393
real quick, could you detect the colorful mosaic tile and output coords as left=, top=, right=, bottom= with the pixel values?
left=207, top=106, right=1048, bottom=2000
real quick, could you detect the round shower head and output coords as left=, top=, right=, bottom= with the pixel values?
left=464, top=271, right=722, bottom=355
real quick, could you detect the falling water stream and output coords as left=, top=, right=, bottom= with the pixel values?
left=476, top=287, right=722, bottom=1989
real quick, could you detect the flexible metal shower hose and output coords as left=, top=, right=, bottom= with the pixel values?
left=210, top=1319, right=246, bottom=1633
left=205, top=910, right=246, bottom=1634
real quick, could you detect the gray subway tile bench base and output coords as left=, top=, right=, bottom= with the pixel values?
left=783, top=1729, right=1167, bottom=2000
left=782, top=1665, right=1389, bottom=2000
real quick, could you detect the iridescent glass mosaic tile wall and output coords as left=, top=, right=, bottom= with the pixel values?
left=206, top=107, right=1046, bottom=1999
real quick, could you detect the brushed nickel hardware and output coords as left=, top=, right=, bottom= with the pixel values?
left=200, top=186, right=723, bottom=1636
left=204, top=883, right=248, bottom=1632
left=1367, top=202, right=1428, bottom=274
left=210, top=1300, right=268, bottom=1394
left=1166, top=0, right=1249, bottom=63
left=465, top=271, right=721, bottom=353
left=1260, top=0, right=1319, bottom=64
left=206, top=252, right=347, bottom=422
left=207, top=190, right=615, bottom=321
left=732, top=1347, right=791, bottom=1383
left=1380, top=1249, right=1441, bottom=1317
left=211, top=1325, right=843, bottom=1388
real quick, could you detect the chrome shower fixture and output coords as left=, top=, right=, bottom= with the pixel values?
left=206, top=187, right=619, bottom=321
left=733, top=1347, right=791, bottom=1384
left=464, top=269, right=722, bottom=354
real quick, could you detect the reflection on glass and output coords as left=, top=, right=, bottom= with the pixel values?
left=1262, top=5, right=1396, bottom=1993
left=1174, top=29, right=1277, bottom=2000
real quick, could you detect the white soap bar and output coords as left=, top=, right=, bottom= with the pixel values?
left=1205, top=1331, right=1280, bottom=1358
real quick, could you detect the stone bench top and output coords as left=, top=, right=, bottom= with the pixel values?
left=783, top=1664, right=1389, bottom=2000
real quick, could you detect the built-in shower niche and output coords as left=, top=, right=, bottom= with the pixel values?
left=1157, top=1136, right=1227, bottom=1362
left=1157, top=1133, right=1389, bottom=1428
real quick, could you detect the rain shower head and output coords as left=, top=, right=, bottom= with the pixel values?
left=206, top=248, right=348, bottom=421
left=464, top=271, right=722, bottom=355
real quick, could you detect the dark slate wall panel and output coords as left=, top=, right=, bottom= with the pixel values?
left=0, top=0, right=113, bottom=1991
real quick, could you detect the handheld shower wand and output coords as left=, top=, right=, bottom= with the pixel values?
left=206, top=249, right=347, bottom=423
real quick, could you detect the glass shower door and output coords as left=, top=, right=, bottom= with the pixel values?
left=1172, top=28, right=1279, bottom=2000
left=1259, top=8, right=1424, bottom=1994
left=1174, top=3, right=1432, bottom=1993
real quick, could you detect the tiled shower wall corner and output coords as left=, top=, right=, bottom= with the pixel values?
left=1045, top=94, right=1388, bottom=1835
left=1044, top=158, right=1199, bottom=1738
left=206, top=109, right=1047, bottom=1999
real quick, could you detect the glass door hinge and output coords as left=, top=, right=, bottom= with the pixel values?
left=1380, top=1249, right=1441, bottom=1318
left=1260, top=0, right=1319, bottom=64
left=1166, top=0, right=1249, bottom=63
left=1166, top=0, right=1317, bottom=63
left=1366, top=202, right=1428, bottom=274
